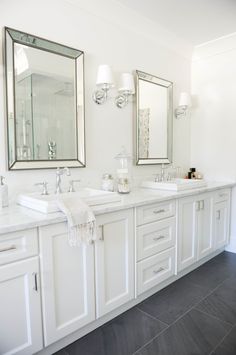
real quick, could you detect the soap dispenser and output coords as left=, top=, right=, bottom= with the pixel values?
left=0, top=176, right=9, bottom=208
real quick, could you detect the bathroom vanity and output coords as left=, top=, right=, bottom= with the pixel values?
left=0, top=182, right=233, bottom=355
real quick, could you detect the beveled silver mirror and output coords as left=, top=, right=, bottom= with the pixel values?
left=135, top=70, right=173, bottom=165
left=4, top=27, right=85, bottom=170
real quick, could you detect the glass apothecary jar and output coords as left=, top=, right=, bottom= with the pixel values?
left=114, top=147, right=132, bottom=194
left=101, top=173, right=114, bottom=192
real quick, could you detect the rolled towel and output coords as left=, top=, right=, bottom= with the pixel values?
left=57, top=196, right=96, bottom=247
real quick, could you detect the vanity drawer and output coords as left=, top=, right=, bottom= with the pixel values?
left=0, top=229, right=38, bottom=265
left=136, top=200, right=175, bottom=226
left=214, top=189, right=231, bottom=203
left=137, top=217, right=176, bottom=261
left=137, top=248, right=175, bottom=295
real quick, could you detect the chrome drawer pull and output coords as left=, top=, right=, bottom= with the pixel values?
left=32, top=272, right=38, bottom=292
left=0, top=245, right=16, bottom=253
left=216, top=210, right=221, bottom=220
left=153, top=235, right=165, bottom=241
left=153, top=267, right=165, bottom=274
left=99, top=225, right=104, bottom=241
left=153, top=209, right=165, bottom=214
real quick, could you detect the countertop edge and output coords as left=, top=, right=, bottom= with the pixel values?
left=0, top=182, right=235, bottom=235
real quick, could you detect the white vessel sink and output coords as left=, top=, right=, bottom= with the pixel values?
left=18, top=188, right=121, bottom=214
left=141, top=178, right=207, bottom=191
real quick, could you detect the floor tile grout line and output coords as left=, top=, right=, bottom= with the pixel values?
left=132, top=274, right=233, bottom=355
left=132, top=323, right=172, bottom=355
left=194, top=307, right=234, bottom=328
left=208, top=324, right=236, bottom=355
left=136, top=307, right=169, bottom=326
left=58, top=255, right=236, bottom=355
left=184, top=274, right=233, bottom=299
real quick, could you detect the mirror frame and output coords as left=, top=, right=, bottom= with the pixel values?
left=135, top=70, right=173, bottom=165
left=4, top=27, right=85, bottom=170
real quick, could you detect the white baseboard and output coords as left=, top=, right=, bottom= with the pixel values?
left=225, top=235, right=236, bottom=253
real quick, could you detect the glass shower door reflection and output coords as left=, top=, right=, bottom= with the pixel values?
left=15, top=75, right=34, bottom=161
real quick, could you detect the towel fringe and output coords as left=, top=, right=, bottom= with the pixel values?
left=68, top=220, right=96, bottom=247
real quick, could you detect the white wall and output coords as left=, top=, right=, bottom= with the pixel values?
left=191, top=33, right=236, bottom=252
left=0, top=0, right=192, bottom=201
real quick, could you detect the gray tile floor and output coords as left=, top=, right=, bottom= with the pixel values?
left=55, top=251, right=236, bottom=355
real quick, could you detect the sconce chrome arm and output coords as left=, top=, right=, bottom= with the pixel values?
left=175, top=105, right=188, bottom=119
left=115, top=90, right=133, bottom=109
left=93, top=84, right=111, bottom=105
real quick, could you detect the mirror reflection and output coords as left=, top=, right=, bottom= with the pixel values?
left=136, top=70, right=173, bottom=165
left=5, top=28, right=85, bottom=170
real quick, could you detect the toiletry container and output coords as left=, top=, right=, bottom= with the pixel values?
left=0, top=176, right=9, bottom=208
left=190, top=168, right=196, bottom=179
left=101, top=174, right=114, bottom=192
left=114, top=147, right=132, bottom=194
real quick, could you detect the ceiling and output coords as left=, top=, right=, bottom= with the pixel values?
left=115, top=0, right=236, bottom=46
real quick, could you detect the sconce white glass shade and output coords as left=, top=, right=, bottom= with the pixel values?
left=179, top=92, right=191, bottom=107
left=96, top=65, right=113, bottom=86
left=118, top=73, right=135, bottom=94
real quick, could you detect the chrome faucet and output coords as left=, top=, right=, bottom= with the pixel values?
left=55, top=167, right=71, bottom=194
left=160, top=164, right=167, bottom=182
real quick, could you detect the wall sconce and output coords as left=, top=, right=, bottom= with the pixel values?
left=93, top=65, right=114, bottom=105
left=115, top=73, right=135, bottom=108
left=93, top=66, right=135, bottom=108
left=175, top=92, right=191, bottom=118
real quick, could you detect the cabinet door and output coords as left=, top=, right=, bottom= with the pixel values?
left=39, top=222, right=95, bottom=346
left=178, top=196, right=197, bottom=272
left=0, top=257, right=43, bottom=355
left=214, top=200, right=229, bottom=249
left=95, top=209, right=135, bottom=318
left=197, top=193, right=214, bottom=260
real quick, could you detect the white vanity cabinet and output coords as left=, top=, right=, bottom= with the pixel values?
left=178, top=195, right=198, bottom=271
left=197, top=193, right=214, bottom=260
left=214, top=189, right=230, bottom=250
left=95, top=209, right=135, bottom=317
left=0, top=230, right=43, bottom=355
left=0, top=184, right=232, bottom=355
left=178, top=193, right=214, bottom=271
left=39, top=222, right=95, bottom=346
left=136, top=200, right=176, bottom=295
left=39, top=209, right=135, bottom=345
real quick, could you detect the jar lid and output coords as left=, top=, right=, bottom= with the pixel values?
left=114, top=146, right=131, bottom=160
left=102, top=173, right=113, bottom=179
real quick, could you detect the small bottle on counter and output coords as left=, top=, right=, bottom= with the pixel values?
left=0, top=176, right=9, bottom=209
left=101, top=174, right=114, bottom=192
left=187, top=168, right=196, bottom=179
left=196, top=172, right=203, bottom=180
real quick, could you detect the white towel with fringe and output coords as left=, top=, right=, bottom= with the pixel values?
left=57, top=196, right=96, bottom=246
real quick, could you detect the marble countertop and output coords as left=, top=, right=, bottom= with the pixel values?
left=0, top=181, right=235, bottom=235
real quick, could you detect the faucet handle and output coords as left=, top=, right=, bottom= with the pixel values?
left=64, top=167, right=71, bottom=176
left=35, top=181, right=49, bottom=195
left=68, top=180, right=80, bottom=193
